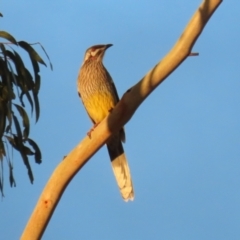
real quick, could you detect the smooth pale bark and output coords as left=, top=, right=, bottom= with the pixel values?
left=21, top=0, right=223, bottom=239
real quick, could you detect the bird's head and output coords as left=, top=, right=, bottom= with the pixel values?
left=83, top=44, right=113, bottom=64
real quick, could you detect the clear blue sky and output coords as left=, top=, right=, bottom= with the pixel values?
left=1, top=0, right=240, bottom=239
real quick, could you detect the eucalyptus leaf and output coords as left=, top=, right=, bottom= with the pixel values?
left=32, top=91, right=40, bottom=122
left=12, top=114, right=22, bottom=140
left=0, top=140, right=6, bottom=160
left=0, top=25, right=50, bottom=193
left=13, top=104, right=30, bottom=139
left=18, top=41, right=46, bottom=66
left=27, top=138, right=42, bottom=164
left=9, top=161, right=16, bottom=188
left=35, top=42, right=53, bottom=70
left=0, top=31, right=18, bottom=45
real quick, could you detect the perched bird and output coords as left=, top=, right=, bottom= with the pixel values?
left=77, top=44, right=134, bottom=201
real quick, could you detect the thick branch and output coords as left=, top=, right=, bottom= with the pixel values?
left=21, top=0, right=222, bottom=239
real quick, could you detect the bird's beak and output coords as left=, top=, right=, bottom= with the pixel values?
left=105, top=44, right=113, bottom=49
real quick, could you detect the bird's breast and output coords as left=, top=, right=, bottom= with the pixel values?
left=78, top=62, right=118, bottom=123
left=82, top=91, right=116, bottom=124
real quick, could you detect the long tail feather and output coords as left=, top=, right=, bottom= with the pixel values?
left=107, top=134, right=134, bottom=201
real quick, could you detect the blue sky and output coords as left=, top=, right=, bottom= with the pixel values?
left=1, top=0, right=240, bottom=239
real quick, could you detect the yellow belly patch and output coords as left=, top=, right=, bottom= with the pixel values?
left=84, top=92, right=116, bottom=124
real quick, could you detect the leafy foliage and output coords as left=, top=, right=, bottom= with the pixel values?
left=0, top=16, right=52, bottom=196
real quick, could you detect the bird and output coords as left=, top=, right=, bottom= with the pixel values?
left=77, top=44, right=134, bottom=201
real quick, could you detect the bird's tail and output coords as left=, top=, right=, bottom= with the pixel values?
left=107, top=134, right=134, bottom=201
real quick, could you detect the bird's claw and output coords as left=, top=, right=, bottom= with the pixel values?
left=87, top=123, right=99, bottom=139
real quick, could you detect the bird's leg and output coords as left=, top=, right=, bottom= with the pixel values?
left=87, top=108, right=114, bottom=138
left=87, top=122, right=100, bottom=139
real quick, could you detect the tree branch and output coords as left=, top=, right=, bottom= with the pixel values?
left=21, top=0, right=222, bottom=239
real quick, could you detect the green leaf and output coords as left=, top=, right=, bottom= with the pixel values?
left=8, top=161, right=16, bottom=188
left=0, top=26, right=51, bottom=192
left=13, top=50, right=33, bottom=91
left=5, top=136, right=19, bottom=151
left=0, top=48, right=16, bottom=136
left=0, top=101, right=7, bottom=138
left=0, top=140, right=6, bottom=160
left=23, top=145, right=34, bottom=155
left=0, top=31, right=18, bottom=45
left=34, top=74, right=41, bottom=94
left=5, top=50, right=21, bottom=98
left=31, top=57, right=40, bottom=77
left=14, top=51, right=32, bottom=92
left=5, top=136, right=34, bottom=183
left=12, top=50, right=27, bottom=78
left=0, top=86, right=9, bottom=101
left=12, top=50, right=35, bottom=113
left=12, top=114, right=22, bottom=140
left=0, top=158, right=3, bottom=196
left=23, top=67, right=34, bottom=90
left=20, top=146, right=34, bottom=183
left=32, top=91, right=40, bottom=122
left=27, top=138, right=42, bottom=164
left=0, top=43, right=8, bottom=76
left=7, top=66, right=19, bottom=96
left=13, top=104, right=30, bottom=139
left=18, top=41, right=46, bottom=66
left=20, top=149, right=34, bottom=183
left=5, top=101, right=12, bottom=133
left=33, top=42, right=53, bottom=70
left=20, top=91, right=33, bottom=113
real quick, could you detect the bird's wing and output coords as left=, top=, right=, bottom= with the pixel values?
left=105, top=69, right=126, bottom=143
left=105, top=68, right=120, bottom=103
